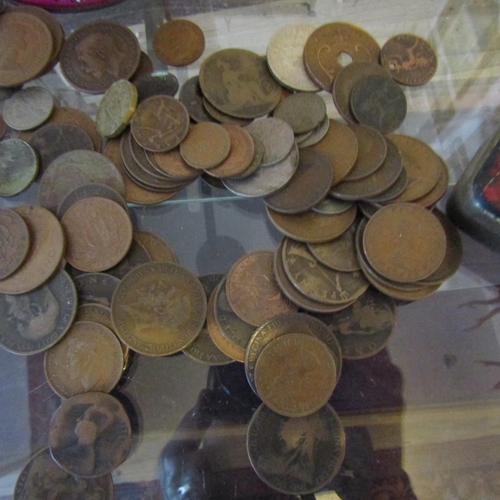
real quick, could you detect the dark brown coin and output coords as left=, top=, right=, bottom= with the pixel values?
left=60, top=20, right=141, bottom=94
left=153, top=148, right=200, bottom=181
left=364, top=167, right=408, bottom=204
left=106, top=237, right=151, bottom=280
left=134, top=231, right=178, bottom=263
left=312, top=196, right=354, bottom=215
left=226, top=251, right=297, bottom=327
left=264, top=149, right=333, bottom=214
left=49, top=392, right=132, bottom=478
left=0, top=208, right=30, bottom=280
left=199, top=48, right=282, bottom=119
left=413, top=158, right=449, bottom=208
left=179, top=76, right=213, bottom=123
left=273, top=93, right=326, bottom=134
left=30, top=123, right=94, bottom=173
left=304, top=22, right=380, bottom=92
left=76, top=304, right=116, bottom=333
left=350, top=74, right=407, bottom=134
left=131, top=51, right=154, bottom=81
left=0, top=114, right=6, bottom=140
left=202, top=97, right=254, bottom=126
left=131, top=95, right=189, bottom=152
left=153, top=19, right=205, bottom=67
left=14, top=447, right=113, bottom=500
left=134, top=72, right=180, bottom=102
left=358, top=201, right=382, bottom=219
left=247, top=404, right=345, bottom=495
left=74, top=272, right=120, bottom=308
left=381, top=34, right=438, bottom=86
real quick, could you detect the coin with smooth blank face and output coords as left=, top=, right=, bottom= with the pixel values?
left=0, top=208, right=30, bottom=280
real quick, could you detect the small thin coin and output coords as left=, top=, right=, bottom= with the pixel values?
left=297, top=114, right=330, bottom=149
left=153, top=148, right=200, bottom=180
left=134, top=231, right=178, bottom=263
left=231, top=137, right=264, bottom=180
left=312, top=196, right=354, bottom=215
left=413, top=159, right=449, bottom=208
left=273, top=93, right=326, bottom=134
left=179, top=76, right=213, bottom=123
left=49, top=392, right=131, bottom=478
left=0, top=269, right=76, bottom=355
left=0, top=140, right=38, bottom=197
left=0, top=208, right=30, bottom=280
left=134, top=72, right=180, bottom=102
left=3, top=87, right=54, bottom=131
left=74, top=272, right=120, bottom=308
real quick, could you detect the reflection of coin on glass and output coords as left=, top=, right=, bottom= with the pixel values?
left=76, top=34, right=126, bottom=80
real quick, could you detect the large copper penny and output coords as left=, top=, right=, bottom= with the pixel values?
left=153, top=148, right=200, bottom=181
left=111, top=262, right=206, bottom=356
left=153, top=19, right=205, bottom=67
left=49, top=392, right=132, bottom=478
left=134, top=231, right=178, bottom=263
left=304, top=22, right=380, bottom=92
left=363, top=203, right=446, bottom=283
left=74, top=272, right=120, bottom=308
left=247, top=404, right=345, bottom=495
left=254, top=333, right=336, bottom=417
left=226, top=251, right=297, bottom=327
left=0, top=206, right=65, bottom=295
left=381, top=34, right=438, bottom=86
left=60, top=20, right=140, bottom=94
left=0, top=208, right=30, bottom=280
left=200, top=48, right=282, bottom=119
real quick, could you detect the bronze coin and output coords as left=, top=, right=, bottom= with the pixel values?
left=62, top=197, right=133, bottom=273
left=358, top=201, right=381, bottom=219
left=226, top=251, right=297, bottom=327
left=111, top=262, right=207, bottom=356
left=180, top=122, right=231, bottom=169
left=131, top=51, right=154, bottom=81
left=363, top=203, right=446, bottom=283
left=264, top=149, right=333, bottom=214
left=0, top=269, right=76, bottom=355
left=134, top=231, right=178, bottom=263
left=304, top=22, right=380, bottom=92
left=14, top=447, right=113, bottom=500
left=364, top=167, right=408, bottom=204
left=0, top=12, right=53, bottom=87
left=273, top=92, right=326, bottom=134
left=49, top=392, right=132, bottom=478
left=131, top=95, right=189, bottom=153
left=199, top=48, right=282, bottom=119
left=231, top=137, right=265, bottom=180
left=351, top=74, right=407, bottom=134
left=76, top=304, right=115, bottom=332
left=0, top=206, right=64, bottom=295
left=60, top=20, right=141, bottom=94
left=311, top=119, right=358, bottom=186
left=381, top=34, right=438, bottom=86
left=254, top=333, right=336, bottom=417
left=266, top=204, right=357, bottom=243
left=153, top=148, right=200, bottom=181
left=202, top=97, right=254, bottom=126
left=413, top=158, right=449, bottom=208
left=153, top=19, right=205, bottom=67
left=312, top=196, right=354, bottom=215
left=179, top=75, right=213, bottom=123
left=134, top=71, right=180, bottom=102
left=0, top=208, right=30, bottom=280
left=74, top=272, right=120, bottom=308
left=106, top=237, right=152, bottom=280
left=247, top=403, right=345, bottom=495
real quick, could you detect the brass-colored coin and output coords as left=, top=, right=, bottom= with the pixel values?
left=311, top=119, right=358, bottom=186
left=381, top=34, right=438, bottom=86
left=0, top=269, right=76, bottom=355
left=153, top=148, right=200, bottom=180
left=49, top=392, right=132, bottom=478
left=0, top=139, right=38, bottom=197
left=413, top=158, right=449, bottom=208
left=134, top=231, right=178, bottom=263
left=3, top=87, right=54, bottom=131
left=304, top=22, right=380, bottom=92
left=74, top=273, right=120, bottom=308
left=111, top=262, right=206, bottom=356
left=282, top=237, right=368, bottom=305
left=254, top=333, right=336, bottom=417
left=266, top=204, right=357, bottom=243
left=202, top=97, right=253, bottom=126
left=363, top=203, right=446, bottom=283
left=199, top=48, right=282, bottom=119
left=153, top=19, right=205, bottom=67
left=14, top=448, right=113, bottom=500
left=297, top=114, right=330, bottom=149
left=44, top=321, right=124, bottom=398
left=0, top=208, right=30, bottom=280
left=97, top=80, right=138, bottom=138
left=106, top=237, right=151, bottom=280
left=226, top=251, right=297, bottom=327
left=0, top=206, right=64, bottom=295
left=247, top=404, right=345, bottom=495
left=131, top=95, right=189, bottom=152
left=273, top=93, right=326, bottom=134
left=62, top=197, right=133, bottom=273
left=179, top=76, right=213, bottom=123
left=312, top=196, right=354, bottom=215
left=364, top=167, right=408, bottom=204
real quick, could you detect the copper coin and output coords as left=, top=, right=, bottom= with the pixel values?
left=332, top=62, right=389, bottom=123
left=381, top=34, right=438, bottom=86
left=0, top=114, right=6, bottom=140
left=204, top=124, right=255, bottom=178
left=49, top=392, right=132, bottom=478
left=3, top=87, right=54, bottom=131
left=358, top=201, right=381, bottom=219
left=62, top=197, right=133, bottom=272
left=0, top=206, right=64, bottom=295
left=351, top=74, right=407, bottom=134
left=60, top=20, right=141, bottom=94
left=14, top=448, right=113, bottom=500
left=231, top=137, right=264, bottom=180
left=134, top=72, right=180, bottom=102
left=134, top=231, right=178, bottom=263
left=312, top=196, right=354, bottom=215
left=364, top=167, right=408, bottom=204
left=131, top=95, right=189, bottom=153
left=199, top=48, right=282, bottom=119
left=0, top=139, right=38, bottom=197
left=304, top=22, right=380, bottom=92
left=106, top=237, right=151, bottom=280
left=266, top=204, right=357, bottom=243
left=273, top=93, right=326, bottom=134
left=413, top=158, right=449, bottom=208
left=0, top=269, right=76, bottom=355
left=264, top=149, right=333, bottom=214
left=0, top=208, right=30, bottom=280
left=111, top=262, right=207, bottom=356
left=76, top=304, right=117, bottom=337
left=0, top=12, right=53, bottom=87
left=153, top=148, right=200, bottom=180
left=363, top=203, right=446, bottom=283
left=153, top=19, right=205, bottom=67
left=226, top=251, right=297, bottom=327
left=74, top=272, right=120, bottom=308
left=311, top=119, right=358, bottom=186
left=254, top=333, right=336, bottom=417
left=202, top=97, right=253, bottom=126
left=179, top=76, right=213, bottom=123
left=131, top=51, right=154, bottom=81
left=180, top=122, right=231, bottom=169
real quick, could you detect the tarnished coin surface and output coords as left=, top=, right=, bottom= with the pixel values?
left=203, top=97, right=253, bottom=126
left=364, top=167, right=408, bottom=204
left=134, top=231, right=178, bottom=263
left=231, top=137, right=264, bottom=179
left=0, top=140, right=38, bottom=197
left=297, top=114, right=330, bottom=149
left=131, top=51, right=154, bottom=81
left=134, top=72, right=180, bottom=102
left=312, top=196, right=354, bottom=215
left=3, top=87, right=54, bottom=131
left=273, top=93, right=326, bottom=134
left=111, top=262, right=206, bottom=356
left=74, top=273, right=120, bottom=308
left=413, top=159, right=449, bottom=208
left=106, top=237, right=151, bottom=280
left=247, top=404, right=345, bottom=495
left=179, top=76, right=213, bottom=123
left=49, top=392, right=132, bottom=478
left=0, top=208, right=30, bottom=280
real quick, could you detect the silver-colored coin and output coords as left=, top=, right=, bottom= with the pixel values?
left=0, top=139, right=38, bottom=197
left=223, top=143, right=299, bottom=197
left=134, top=71, right=180, bottom=102
left=312, top=196, right=354, bottom=215
left=3, top=87, right=54, bottom=131
left=273, top=92, right=326, bottom=134
left=298, top=114, right=330, bottom=149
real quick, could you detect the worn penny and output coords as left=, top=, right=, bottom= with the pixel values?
left=134, top=72, right=179, bottom=102
left=0, top=139, right=38, bottom=197
left=297, top=114, right=330, bottom=149
left=364, top=167, right=408, bottom=204
left=3, top=87, right=54, bottom=131
left=106, top=237, right=151, bottom=280
left=413, top=159, right=449, bottom=208
left=202, top=97, right=253, bottom=126
left=134, top=231, right=178, bottom=263
left=131, top=51, right=154, bottom=81
left=153, top=148, right=200, bottom=180
left=74, top=272, right=120, bottom=308
left=273, top=93, right=326, bottom=134
left=179, top=76, right=213, bottom=123
left=313, top=196, right=354, bottom=215
left=0, top=208, right=30, bottom=280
